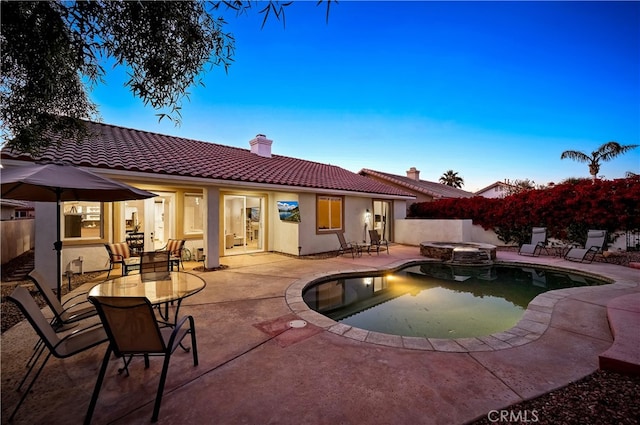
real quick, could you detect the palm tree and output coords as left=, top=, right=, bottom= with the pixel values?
left=439, top=170, right=464, bottom=188
left=560, top=141, right=638, bottom=182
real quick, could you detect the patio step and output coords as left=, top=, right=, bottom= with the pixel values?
left=599, top=293, right=640, bottom=376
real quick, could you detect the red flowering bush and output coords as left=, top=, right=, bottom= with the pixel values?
left=408, top=177, right=640, bottom=246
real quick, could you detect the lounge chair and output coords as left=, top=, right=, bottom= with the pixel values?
left=368, top=229, right=389, bottom=255
left=565, top=230, right=608, bottom=263
left=518, top=227, right=548, bottom=257
left=336, top=232, right=356, bottom=258
left=7, top=287, right=107, bottom=422
left=85, top=296, right=198, bottom=423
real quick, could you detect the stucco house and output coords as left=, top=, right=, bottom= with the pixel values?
left=1, top=199, right=34, bottom=220
left=1, top=121, right=414, bottom=286
left=474, top=181, right=515, bottom=198
left=358, top=167, right=474, bottom=206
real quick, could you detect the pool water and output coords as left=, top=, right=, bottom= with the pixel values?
left=302, top=263, right=607, bottom=339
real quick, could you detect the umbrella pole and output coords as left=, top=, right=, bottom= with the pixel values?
left=55, top=192, right=62, bottom=302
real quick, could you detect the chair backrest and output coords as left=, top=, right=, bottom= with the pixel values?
left=140, top=251, right=170, bottom=274
left=368, top=230, right=381, bottom=244
left=105, top=242, right=131, bottom=261
left=336, top=232, right=349, bottom=248
left=530, top=227, right=547, bottom=245
left=8, top=286, right=61, bottom=352
left=27, top=270, right=66, bottom=321
left=585, top=230, right=607, bottom=251
left=125, top=232, right=145, bottom=255
left=165, top=239, right=185, bottom=257
left=89, top=296, right=165, bottom=355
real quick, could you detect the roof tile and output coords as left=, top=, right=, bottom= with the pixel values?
left=2, top=121, right=413, bottom=197
left=359, top=169, right=474, bottom=199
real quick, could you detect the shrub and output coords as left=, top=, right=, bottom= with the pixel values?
left=408, top=177, right=640, bottom=246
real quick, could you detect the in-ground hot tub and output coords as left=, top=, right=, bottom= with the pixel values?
left=420, top=241, right=497, bottom=263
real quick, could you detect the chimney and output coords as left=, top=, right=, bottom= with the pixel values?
left=250, top=134, right=273, bottom=158
left=406, top=167, right=420, bottom=181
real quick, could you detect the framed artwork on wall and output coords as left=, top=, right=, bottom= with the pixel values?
left=277, top=201, right=300, bottom=222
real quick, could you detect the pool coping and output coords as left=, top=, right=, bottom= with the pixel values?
left=285, top=258, right=635, bottom=353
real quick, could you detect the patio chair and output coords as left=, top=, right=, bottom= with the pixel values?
left=336, top=232, right=356, bottom=258
left=140, top=250, right=171, bottom=276
left=28, top=270, right=96, bottom=330
left=156, top=238, right=185, bottom=271
left=6, top=287, right=107, bottom=422
left=85, top=296, right=198, bottom=423
left=368, top=229, right=389, bottom=255
left=565, top=230, right=608, bottom=263
left=104, top=242, right=140, bottom=278
left=518, top=227, right=549, bottom=257
left=125, top=232, right=145, bottom=256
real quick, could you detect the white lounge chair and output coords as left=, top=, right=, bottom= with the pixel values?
left=565, top=230, right=608, bottom=263
left=518, top=227, right=548, bottom=257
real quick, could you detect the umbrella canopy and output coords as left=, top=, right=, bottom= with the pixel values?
left=1, top=163, right=157, bottom=300
left=1, top=163, right=156, bottom=202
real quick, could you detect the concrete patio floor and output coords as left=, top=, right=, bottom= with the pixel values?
left=2, top=245, right=638, bottom=424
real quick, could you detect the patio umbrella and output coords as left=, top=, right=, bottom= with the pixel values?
left=1, top=163, right=157, bottom=300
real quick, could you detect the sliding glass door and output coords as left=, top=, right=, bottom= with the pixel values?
left=372, top=200, right=391, bottom=242
left=223, top=194, right=265, bottom=255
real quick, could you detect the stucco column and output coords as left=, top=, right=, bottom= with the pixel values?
left=33, top=202, right=58, bottom=291
left=204, top=187, right=220, bottom=269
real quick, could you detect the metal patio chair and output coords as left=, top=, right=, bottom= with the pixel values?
left=85, top=296, right=198, bottom=423
left=336, top=232, right=356, bottom=258
left=565, top=230, right=608, bottom=263
left=518, top=227, right=549, bottom=257
left=6, top=287, right=107, bottom=422
left=368, top=229, right=390, bottom=255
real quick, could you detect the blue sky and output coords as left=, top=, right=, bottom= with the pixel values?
left=91, top=1, right=639, bottom=192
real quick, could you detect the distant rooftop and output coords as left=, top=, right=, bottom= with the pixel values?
left=358, top=168, right=474, bottom=199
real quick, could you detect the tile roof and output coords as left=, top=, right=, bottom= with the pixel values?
left=1, top=121, right=414, bottom=198
left=474, top=181, right=513, bottom=195
left=358, top=169, right=474, bottom=199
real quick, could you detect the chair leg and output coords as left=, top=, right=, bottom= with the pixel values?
left=85, top=346, right=112, bottom=425
left=10, top=351, right=53, bottom=421
left=118, top=355, right=134, bottom=376
left=189, top=317, right=198, bottom=366
left=18, top=341, right=46, bottom=390
left=151, top=355, right=172, bottom=423
left=24, top=338, right=44, bottom=374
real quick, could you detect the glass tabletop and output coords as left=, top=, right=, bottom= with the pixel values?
left=87, top=271, right=206, bottom=305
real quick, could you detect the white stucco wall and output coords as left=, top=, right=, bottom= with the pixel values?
left=394, top=219, right=474, bottom=246
left=34, top=202, right=58, bottom=291
left=271, top=192, right=301, bottom=255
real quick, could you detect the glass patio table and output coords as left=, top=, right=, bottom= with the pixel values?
left=87, top=271, right=206, bottom=324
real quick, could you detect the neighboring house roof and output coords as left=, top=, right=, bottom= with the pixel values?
left=358, top=169, right=474, bottom=199
left=474, top=181, right=514, bottom=196
left=0, top=199, right=34, bottom=209
left=1, top=121, right=414, bottom=198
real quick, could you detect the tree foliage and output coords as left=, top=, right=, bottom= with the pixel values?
left=0, top=0, right=334, bottom=155
left=500, top=178, right=545, bottom=196
left=408, top=176, right=640, bottom=247
left=439, top=169, right=465, bottom=188
left=560, top=141, right=639, bottom=182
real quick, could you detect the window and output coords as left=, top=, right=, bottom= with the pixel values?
left=317, top=196, right=342, bottom=231
left=184, top=193, right=203, bottom=234
left=63, top=201, right=102, bottom=239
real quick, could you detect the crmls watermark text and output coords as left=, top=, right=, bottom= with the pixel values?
left=487, top=409, right=540, bottom=423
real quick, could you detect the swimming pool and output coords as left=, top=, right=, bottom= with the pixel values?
left=302, top=262, right=608, bottom=339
